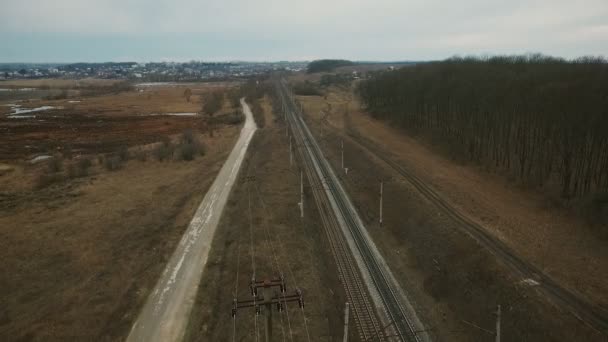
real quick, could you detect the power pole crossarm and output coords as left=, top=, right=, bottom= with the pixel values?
left=232, top=277, right=305, bottom=342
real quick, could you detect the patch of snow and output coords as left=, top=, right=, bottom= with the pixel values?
left=144, top=112, right=199, bottom=117
left=520, top=278, right=540, bottom=286
left=136, top=82, right=177, bottom=87
left=0, top=88, right=36, bottom=91
left=8, top=115, right=36, bottom=119
left=29, top=155, right=53, bottom=164
left=10, top=106, right=55, bottom=115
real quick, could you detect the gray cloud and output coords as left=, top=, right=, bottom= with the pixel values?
left=1, top=0, right=606, bottom=61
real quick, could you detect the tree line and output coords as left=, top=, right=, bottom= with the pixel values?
left=307, top=59, right=354, bottom=73
left=357, top=55, right=608, bottom=200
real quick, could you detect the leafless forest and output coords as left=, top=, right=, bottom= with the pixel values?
left=358, top=56, right=608, bottom=204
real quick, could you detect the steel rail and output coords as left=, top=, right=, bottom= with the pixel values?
left=277, top=79, right=424, bottom=342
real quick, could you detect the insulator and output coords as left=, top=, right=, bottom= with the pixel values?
left=277, top=302, right=283, bottom=312
left=255, top=305, right=261, bottom=315
left=231, top=308, right=237, bottom=317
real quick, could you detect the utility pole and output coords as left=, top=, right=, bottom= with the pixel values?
left=289, top=135, right=293, bottom=168
left=341, top=139, right=344, bottom=172
left=495, top=305, right=501, bottom=342
left=343, top=302, right=350, bottom=342
left=379, top=181, right=383, bottom=225
left=299, top=170, right=304, bottom=218
left=232, top=277, right=304, bottom=342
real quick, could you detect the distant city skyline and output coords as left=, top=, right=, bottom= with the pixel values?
left=1, top=0, right=607, bottom=63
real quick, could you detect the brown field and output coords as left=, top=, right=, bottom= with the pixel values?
left=0, top=81, right=243, bottom=341
left=0, top=83, right=239, bottom=161
left=0, top=78, right=122, bottom=89
left=3, top=73, right=605, bottom=342
left=291, top=81, right=607, bottom=341
left=184, top=96, right=351, bottom=342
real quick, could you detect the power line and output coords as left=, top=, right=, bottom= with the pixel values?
left=232, top=232, right=242, bottom=342
left=247, top=182, right=260, bottom=342
left=252, top=176, right=295, bottom=342
left=254, top=175, right=289, bottom=342
left=253, top=168, right=312, bottom=342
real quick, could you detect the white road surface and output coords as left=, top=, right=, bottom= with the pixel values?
left=126, top=98, right=257, bottom=342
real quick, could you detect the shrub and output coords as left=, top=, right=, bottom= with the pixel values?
left=198, top=140, right=207, bottom=156
left=135, top=150, right=148, bottom=162
left=209, top=110, right=244, bottom=126
left=251, top=100, right=266, bottom=128
left=153, top=139, right=174, bottom=161
left=67, top=164, right=77, bottom=179
left=47, top=157, right=63, bottom=173
left=181, top=129, right=196, bottom=145
left=177, top=142, right=197, bottom=161
left=76, top=157, right=92, bottom=176
left=118, top=146, right=130, bottom=161
left=61, top=145, right=73, bottom=160
left=175, top=130, right=206, bottom=161
left=35, top=173, right=63, bottom=189
left=104, top=155, right=122, bottom=171
left=202, top=91, right=224, bottom=117
left=293, top=82, right=323, bottom=96
left=55, top=90, right=69, bottom=100
left=80, top=81, right=134, bottom=97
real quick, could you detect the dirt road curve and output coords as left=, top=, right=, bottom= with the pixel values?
left=126, top=99, right=257, bottom=342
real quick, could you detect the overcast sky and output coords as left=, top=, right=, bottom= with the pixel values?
left=1, top=0, right=607, bottom=62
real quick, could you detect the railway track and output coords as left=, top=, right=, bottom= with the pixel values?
left=343, top=121, right=608, bottom=336
left=277, top=82, right=384, bottom=341
left=276, top=79, right=426, bottom=342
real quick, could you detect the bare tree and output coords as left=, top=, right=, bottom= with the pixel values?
left=357, top=55, right=608, bottom=200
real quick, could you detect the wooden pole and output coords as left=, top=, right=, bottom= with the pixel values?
left=343, top=302, right=350, bottom=342
left=379, top=181, right=383, bottom=225
left=495, top=305, right=501, bottom=342
left=300, top=171, right=304, bottom=218
left=341, top=139, right=344, bottom=172
left=264, top=287, right=272, bottom=342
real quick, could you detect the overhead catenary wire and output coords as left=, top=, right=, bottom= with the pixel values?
left=255, top=174, right=289, bottom=342
left=277, top=79, right=377, bottom=342
left=252, top=166, right=294, bottom=342
left=247, top=182, right=260, bottom=342
left=253, top=175, right=312, bottom=342
left=232, top=231, right=242, bottom=342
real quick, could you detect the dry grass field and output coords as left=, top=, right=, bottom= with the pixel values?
left=0, top=78, right=122, bottom=89
left=0, top=82, right=239, bottom=160
left=291, top=80, right=607, bottom=341
left=0, top=81, right=243, bottom=341
left=184, top=96, right=350, bottom=342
